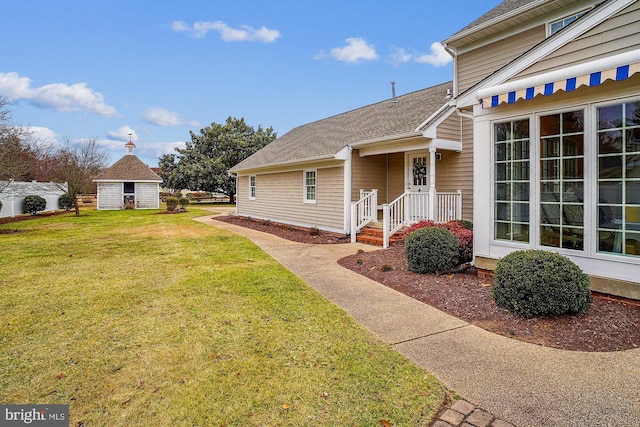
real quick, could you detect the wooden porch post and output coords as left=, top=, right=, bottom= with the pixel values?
left=429, top=146, right=436, bottom=221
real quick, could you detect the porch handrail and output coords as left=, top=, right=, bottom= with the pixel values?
left=350, top=189, right=378, bottom=243
left=382, top=191, right=409, bottom=249
left=379, top=190, right=462, bottom=248
left=436, top=190, right=463, bottom=223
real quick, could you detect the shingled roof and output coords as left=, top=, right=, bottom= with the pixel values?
left=449, top=0, right=535, bottom=38
left=94, top=154, right=162, bottom=182
left=231, top=81, right=453, bottom=172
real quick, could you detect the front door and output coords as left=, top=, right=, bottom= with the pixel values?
left=408, top=153, right=428, bottom=193
left=407, top=153, right=429, bottom=222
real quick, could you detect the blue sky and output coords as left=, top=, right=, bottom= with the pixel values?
left=1, top=0, right=502, bottom=167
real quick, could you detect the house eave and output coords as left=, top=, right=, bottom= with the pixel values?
left=455, top=0, right=636, bottom=108
left=229, top=153, right=344, bottom=175
left=443, top=0, right=564, bottom=48
left=349, top=131, right=423, bottom=148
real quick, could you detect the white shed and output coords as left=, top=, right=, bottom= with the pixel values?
left=93, top=141, right=162, bottom=210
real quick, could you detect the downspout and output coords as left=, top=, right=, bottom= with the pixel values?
left=443, top=43, right=458, bottom=97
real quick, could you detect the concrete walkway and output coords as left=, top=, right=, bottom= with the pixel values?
left=194, top=209, right=640, bottom=427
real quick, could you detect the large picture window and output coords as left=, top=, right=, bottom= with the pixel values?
left=597, top=101, right=640, bottom=256
left=304, top=170, right=316, bottom=203
left=494, top=119, right=530, bottom=242
left=539, top=110, right=585, bottom=250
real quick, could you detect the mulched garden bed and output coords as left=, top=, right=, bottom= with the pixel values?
left=213, top=215, right=640, bottom=352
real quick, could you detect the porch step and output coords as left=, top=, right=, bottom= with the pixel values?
left=356, top=226, right=404, bottom=247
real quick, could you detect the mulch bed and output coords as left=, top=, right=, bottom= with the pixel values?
left=213, top=215, right=640, bottom=352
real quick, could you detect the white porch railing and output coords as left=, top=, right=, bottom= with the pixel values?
left=437, top=190, right=463, bottom=223
left=376, top=190, right=462, bottom=248
left=350, top=189, right=378, bottom=243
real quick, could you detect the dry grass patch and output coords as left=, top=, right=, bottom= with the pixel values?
left=0, top=209, right=446, bottom=426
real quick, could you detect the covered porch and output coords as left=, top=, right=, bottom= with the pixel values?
left=349, top=136, right=464, bottom=248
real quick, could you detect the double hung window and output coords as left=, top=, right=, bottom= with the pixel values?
left=249, top=175, right=256, bottom=200
left=304, top=170, right=316, bottom=203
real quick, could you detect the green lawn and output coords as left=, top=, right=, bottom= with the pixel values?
left=0, top=209, right=446, bottom=426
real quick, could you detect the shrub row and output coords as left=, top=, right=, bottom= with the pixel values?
left=166, top=197, right=190, bottom=212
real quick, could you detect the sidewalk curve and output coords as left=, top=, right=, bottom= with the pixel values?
left=194, top=210, right=640, bottom=427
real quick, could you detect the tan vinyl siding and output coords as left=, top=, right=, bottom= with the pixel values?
left=514, top=3, right=640, bottom=79
left=351, top=151, right=388, bottom=202
left=436, top=114, right=462, bottom=141
left=457, top=25, right=546, bottom=93
left=236, top=167, right=345, bottom=232
left=434, top=117, right=474, bottom=221
left=387, top=153, right=405, bottom=201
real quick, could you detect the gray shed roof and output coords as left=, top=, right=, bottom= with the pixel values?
left=94, top=155, right=162, bottom=182
left=231, top=81, right=452, bottom=172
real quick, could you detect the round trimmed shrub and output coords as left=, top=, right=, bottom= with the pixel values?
left=23, top=195, right=47, bottom=215
left=178, top=197, right=190, bottom=210
left=405, top=227, right=459, bottom=274
left=165, top=197, right=179, bottom=212
left=58, top=194, right=74, bottom=211
left=492, top=250, right=592, bottom=318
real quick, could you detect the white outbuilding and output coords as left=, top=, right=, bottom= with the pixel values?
left=93, top=141, right=162, bottom=210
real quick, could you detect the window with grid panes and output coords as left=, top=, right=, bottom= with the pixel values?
left=597, top=101, right=640, bottom=257
left=249, top=175, right=256, bottom=200
left=304, top=170, right=316, bottom=203
left=539, top=110, right=585, bottom=250
left=494, top=119, right=530, bottom=242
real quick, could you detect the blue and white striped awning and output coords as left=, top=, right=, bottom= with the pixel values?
left=478, top=49, right=640, bottom=108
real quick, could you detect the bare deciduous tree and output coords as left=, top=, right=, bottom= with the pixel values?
left=49, top=138, right=108, bottom=216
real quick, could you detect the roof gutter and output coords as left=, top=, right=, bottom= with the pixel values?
left=443, top=0, right=550, bottom=46
left=229, top=152, right=340, bottom=174
left=348, top=131, right=424, bottom=148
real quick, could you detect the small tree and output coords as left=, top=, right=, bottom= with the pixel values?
left=48, top=138, right=108, bottom=216
left=23, top=195, right=46, bottom=215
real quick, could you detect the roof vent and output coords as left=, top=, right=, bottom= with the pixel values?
left=445, top=88, right=452, bottom=100
left=391, top=81, right=397, bottom=105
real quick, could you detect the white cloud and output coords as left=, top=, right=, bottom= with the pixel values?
left=143, top=107, right=199, bottom=127
left=0, top=72, right=117, bottom=117
left=413, top=42, right=452, bottom=67
left=390, top=46, right=413, bottom=66
left=171, top=20, right=281, bottom=43
left=107, top=125, right=138, bottom=142
left=319, top=38, right=378, bottom=64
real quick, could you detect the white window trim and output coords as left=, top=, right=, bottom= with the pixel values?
left=546, top=8, right=591, bottom=37
left=249, top=175, right=256, bottom=200
left=303, top=169, right=317, bottom=204
left=489, top=97, right=640, bottom=265
left=491, top=114, right=532, bottom=247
